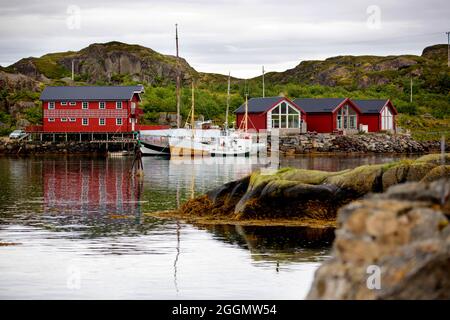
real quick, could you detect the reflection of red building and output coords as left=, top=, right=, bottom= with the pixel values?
left=43, top=159, right=141, bottom=215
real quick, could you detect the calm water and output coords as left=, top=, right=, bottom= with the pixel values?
left=0, top=154, right=419, bottom=299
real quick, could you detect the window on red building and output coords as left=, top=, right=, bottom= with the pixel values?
left=82, top=118, right=88, bottom=126
left=99, top=118, right=105, bottom=126
left=82, top=102, right=89, bottom=109
left=48, top=102, right=55, bottom=109
left=116, top=118, right=122, bottom=125
left=99, top=102, right=105, bottom=109
left=116, top=102, right=122, bottom=109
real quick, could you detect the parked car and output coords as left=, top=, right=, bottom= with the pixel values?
left=9, top=129, right=26, bottom=139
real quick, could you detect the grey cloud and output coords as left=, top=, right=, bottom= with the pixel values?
left=0, top=0, right=448, bottom=78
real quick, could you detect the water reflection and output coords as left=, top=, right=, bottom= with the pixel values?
left=196, top=224, right=334, bottom=264
left=0, top=155, right=419, bottom=299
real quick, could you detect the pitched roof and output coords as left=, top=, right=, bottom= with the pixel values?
left=293, top=98, right=346, bottom=113
left=234, top=97, right=284, bottom=113
left=40, top=85, right=144, bottom=101
left=352, top=99, right=389, bottom=114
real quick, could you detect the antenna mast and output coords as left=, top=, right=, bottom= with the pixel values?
left=446, top=31, right=450, bottom=67
left=262, top=66, right=265, bottom=98
left=175, top=24, right=181, bottom=128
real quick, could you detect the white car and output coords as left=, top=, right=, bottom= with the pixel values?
left=9, top=129, right=26, bottom=139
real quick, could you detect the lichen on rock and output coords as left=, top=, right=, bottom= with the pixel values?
left=307, top=179, right=450, bottom=300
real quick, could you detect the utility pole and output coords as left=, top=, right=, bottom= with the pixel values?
left=410, top=75, right=413, bottom=103
left=446, top=31, right=450, bottom=67
left=71, top=60, right=75, bottom=81
left=262, top=66, right=265, bottom=98
left=175, top=24, right=181, bottom=128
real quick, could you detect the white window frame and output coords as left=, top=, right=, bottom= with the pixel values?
left=61, top=118, right=67, bottom=122
left=69, top=102, right=77, bottom=106
left=381, top=106, right=393, bottom=130
left=48, top=102, right=55, bottom=109
left=60, top=101, right=67, bottom=106
left=48, top=118, right=55, bottom=122
left=336, top=105, right=357, bottom=130
left=82, top=102, right=89, bottom=109
left=82, top=118, right=89, bottom=126
left=99, top=118, right=106, bottom=126
left=116, top=101, right=122, bottom=109
left=69, top=118, right=76, bottom=122
left=116, top=118, right=122, bottom=125
left=269, top=102, right=300, bottom=129
left=99, top=101, right=106, bottom=109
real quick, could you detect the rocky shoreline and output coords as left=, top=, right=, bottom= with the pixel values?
left=0, top=139, right=134, bottom=154
left=0, top=132, right=445, bottom=155
left=174, top=153, right=449, bottom=225
left=277, top=133, right=444, bottom=155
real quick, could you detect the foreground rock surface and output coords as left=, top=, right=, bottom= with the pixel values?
left=307, top=179, right=450, bottom=299
left=180, top=154, right=450, bottom=222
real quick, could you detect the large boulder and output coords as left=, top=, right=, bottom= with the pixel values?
left=307, top=179, right=450, bottom=299
left=179, top=154, right=449, bottom=223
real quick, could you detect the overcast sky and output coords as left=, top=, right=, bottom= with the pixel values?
left=0, top=0, right=448, bottom=78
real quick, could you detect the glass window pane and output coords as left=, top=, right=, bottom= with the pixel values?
left=280, top=115, right=287, bottom=128
left=288, top=106, right=299, bottom=114
left=272, top=106, right=279, bottom=114
left=272, top=119, right=279, bottom=128
left=280, top=103, right=287, bottom=114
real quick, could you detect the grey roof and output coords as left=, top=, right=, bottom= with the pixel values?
left=40, top=85, right=144, bottom=101
left=234, top=97, right=285, bottom=113
left=293, top=98, right=346, bottom=113
left=352, top=99, right=389, bottom=114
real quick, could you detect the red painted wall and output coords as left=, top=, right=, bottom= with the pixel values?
left=305, top=113, right=334, bottom=133
left=359, top=114, right=380, bottom=132
left=236, top=112, right=267, bottom=131
left=42, top=94, right=141, bottom=133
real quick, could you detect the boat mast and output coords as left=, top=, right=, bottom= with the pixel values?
left=191, top=81, right=195, bottom=137
left=225, top=72, right=230, bottom=130
left=175, top=24, right=181, bottom=128
left=244, top=93, right=248, bottom=132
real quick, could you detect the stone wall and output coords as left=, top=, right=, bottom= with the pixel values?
left=0, top=139, right=134, bottom=155
left=276, top=133, right=444, bottom=154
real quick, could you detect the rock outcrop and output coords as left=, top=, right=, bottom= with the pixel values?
left=307, top=178, right=450, bottom=299
left=179, top=154, right=449, bottom=222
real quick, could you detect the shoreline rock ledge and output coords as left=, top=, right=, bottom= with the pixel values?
left=307, top=178, right=450, bottom=299
left=180, top=154, right=450, bottom=224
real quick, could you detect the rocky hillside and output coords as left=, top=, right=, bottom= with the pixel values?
left=4, top=41, right=200, bottom=85
left=259, top=44, right=449, bottom=89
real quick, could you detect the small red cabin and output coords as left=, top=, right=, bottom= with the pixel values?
left=39, top=85, right=144, bottom=133
left=293, top=98, right=361, bottom=133
left=352, top=99, right=398, bottom=132
left=234, top=97, right=306, bottom=132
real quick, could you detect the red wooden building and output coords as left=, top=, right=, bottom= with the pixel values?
left=293, top=98, right=361, bottom=133
left=352, top=99, right=397, bottom=132
left=234, top=97, right=306, bottom=132
left=39, top=85, right=144, bottom=133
